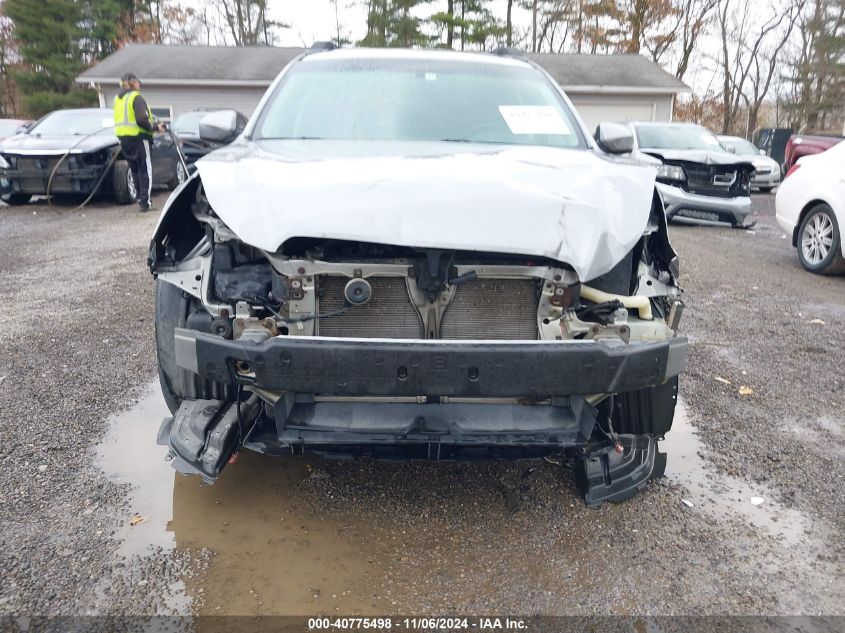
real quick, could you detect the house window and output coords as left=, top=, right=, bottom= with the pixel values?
left=150, top=106, right=173, bottom=123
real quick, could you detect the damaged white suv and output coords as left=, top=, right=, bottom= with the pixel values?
left=149, top=47, right=688, bottom=506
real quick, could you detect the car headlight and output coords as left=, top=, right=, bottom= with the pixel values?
left=656, top=164, right=685, bottom=181
left=0, top=155, right=10, bottom=169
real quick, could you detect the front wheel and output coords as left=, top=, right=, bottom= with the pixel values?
left=1, top=192, right=32, bottom=205
left=112, top=160, right=137, bottom=204
left=167, top=160, right=187, bottom=190
left=797, top=203, right=845, bottom=274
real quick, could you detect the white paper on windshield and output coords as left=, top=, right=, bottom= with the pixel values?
left=702, top=135, right=720, bottom=145
left=101, top=118, right=114, bottom=128
left=498, top=106, right=570, bottom=135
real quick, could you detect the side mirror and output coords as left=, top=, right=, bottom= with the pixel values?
left=759, top=149, right=766, bottom=155
left=725, top=145, right=736, bottom=153
left=594, top=122, right=634, bottom=154
left=199, top=110, right=240, bottom=144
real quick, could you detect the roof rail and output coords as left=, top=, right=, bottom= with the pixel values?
left=310, top=41, right=338, bottom=52
left=491, top=46, right=526, bottom=58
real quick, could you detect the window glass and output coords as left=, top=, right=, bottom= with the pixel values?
left=636, top=124, right=721, bottom=150
left=29, top=111, right=114, bottom=136
left=255, top=59, right=585, bottom=149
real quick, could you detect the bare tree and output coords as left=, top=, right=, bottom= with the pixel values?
left=506, top=0, right=514, bottom=45
left=717, top=0, right=803, bottom=135
left=671, top=0, right=718, bottom=79
left=743, top=2, right=803, bottom=135
left=214, top=0, right=284, bottom=45
left=330, top=0, right=351, bottom=45
left=616, top=0, right=677, bottom=55
left=160, top=2, right=208, bottom=45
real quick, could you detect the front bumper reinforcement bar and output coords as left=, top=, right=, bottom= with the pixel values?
left=174, top=329, right=688, bottom=398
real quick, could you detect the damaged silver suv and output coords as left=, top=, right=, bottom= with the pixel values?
left=149, top=47, right=688, bottom=506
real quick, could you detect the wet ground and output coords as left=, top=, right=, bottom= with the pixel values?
left=1, top=193, right=843, bottom=622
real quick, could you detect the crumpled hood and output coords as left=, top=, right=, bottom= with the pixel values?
left=0, top=134, right=117, bottom=155
left=641, top=147, right=755, bottom=169
left=196, top=140, right=657, bottom=281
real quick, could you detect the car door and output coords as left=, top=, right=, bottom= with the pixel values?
left=150, top=131, right=176, bottom=184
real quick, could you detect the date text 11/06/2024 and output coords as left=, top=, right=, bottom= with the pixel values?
left=308, top=617, right=529, bottom=630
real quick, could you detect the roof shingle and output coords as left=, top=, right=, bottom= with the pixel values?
left=77, top=44, right=688, bottom=92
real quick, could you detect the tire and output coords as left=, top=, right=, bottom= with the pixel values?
left=167, top=159, right=187, bottom=190
left=796, top=203, right=845, bottom=274
left=759, top=187, right=773, bottom=193
left=1, top=192, right=32, bottom=205
left=155, top=279, right=233, bottom=414
left=111, top=160, right=137, bottom=205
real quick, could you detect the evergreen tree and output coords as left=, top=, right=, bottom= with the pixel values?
left=431, top=0, right=503, bottom=50
left=4, top=0, right=96, bottom=117
left=359, top=0, right=434, bottom=48
left=361, top=0, right=389, bottom=46
left=80, top=0, right=125, bottom=60
left=791, top=0, right=845, bottom=131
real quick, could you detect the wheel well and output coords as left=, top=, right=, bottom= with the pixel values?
left=793, top=199, right=829, bottom=247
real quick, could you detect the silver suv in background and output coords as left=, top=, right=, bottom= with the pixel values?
left=629, top=122, right=755, bottom=228
left=717, top=135, right=781, bottom=192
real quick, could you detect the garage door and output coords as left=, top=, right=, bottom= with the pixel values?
left=569, top=101, right=657, bottom=132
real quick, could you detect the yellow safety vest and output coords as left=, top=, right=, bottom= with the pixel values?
left=113, top=91, right=153, bottom=137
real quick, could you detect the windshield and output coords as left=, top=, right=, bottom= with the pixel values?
left=29, top=110, right=114, bottom=137
left=0, top=121, right=21, bottom=136
left=254, top=58, right=585, bottom=149
left=720, top=138, right=760, bottom=155
left=172, top=111, right=208, bottom=135
left=635, top=124, right=722, bottom=150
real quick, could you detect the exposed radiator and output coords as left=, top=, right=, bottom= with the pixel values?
left=316, top=275, right=539, bottom=340
left=441, top=278, right=539, bottom=340
left=316, top=276, right=423, bottom=339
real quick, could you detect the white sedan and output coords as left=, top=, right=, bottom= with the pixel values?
left=776, top=140, right=845, bottom=274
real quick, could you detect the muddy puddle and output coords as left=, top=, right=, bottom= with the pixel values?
left=97, top=382, right=834, bottom=619
left=97, top=382, right=176, bottom=559
left=97, top=381, right=391, bottom=618
left=662, top=402, right=816, bottom=547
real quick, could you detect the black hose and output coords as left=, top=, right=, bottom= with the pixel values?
left=163, top=124, right=190, bottom=176
left=45, top=126, right=126, bottom=211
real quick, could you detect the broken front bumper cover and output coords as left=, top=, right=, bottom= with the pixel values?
left=164, top=331, right=686, bottom=505
left=174, top=329, right=688, bottom=398
left=0, top=165, right=106, bottom=195
left=751, top=172, right=781, bottom=188
left=657, top=181, right=753, bottom=228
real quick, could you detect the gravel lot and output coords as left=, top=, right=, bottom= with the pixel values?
left=0, top=192, right=842, bottom=621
